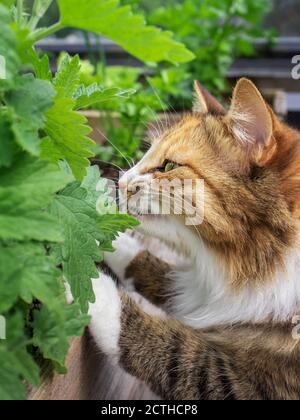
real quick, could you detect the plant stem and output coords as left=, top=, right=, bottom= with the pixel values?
left=17, top=0, right=23, bottom=25
left=29, top=0, right=41, bottom=30
left=29, top=0, right=54, bottom=30
left=29, top=21, right=64, bottom=43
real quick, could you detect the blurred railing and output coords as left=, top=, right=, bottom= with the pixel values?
left=37, top=35, right=300, bottom=127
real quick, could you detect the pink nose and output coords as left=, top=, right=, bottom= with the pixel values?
left=118, top=180, right=127, bottom=189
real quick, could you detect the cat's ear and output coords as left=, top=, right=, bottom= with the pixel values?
left=228, top=78, right=273, bottom=149
left=193, top=80, right=225, bottom=114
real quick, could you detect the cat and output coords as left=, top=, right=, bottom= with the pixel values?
left=88, top=78, right=300, bottom=400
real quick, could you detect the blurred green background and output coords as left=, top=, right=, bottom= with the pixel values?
left=28, top=0, right=300, bottom=167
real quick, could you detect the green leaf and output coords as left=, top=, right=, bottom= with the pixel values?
left=0, top=4, right=20, bottom=90
left=48, top=168, right=103, bottom=312
left=57, top=0, right=194, bottom=64
left=99, top=212, right=140, bottom=236
left=54, top=54, right=81, bottom=98
left=43, top=54, right=94, bottom=180
left=49, top=166, right=138, bottom=312
left=0, top=110, right=15, bottom=168
left=0, top=1, right=15, bottom=7
left=33, top=303, right=89, bottom=367
left=6, top=75, right=55, bottom=155
left=0, top=352, right=27, bottom=400
left=30, top=50, right=52, bottom=81
left=0, top=312, right=40, bottom=400
left=0, top=154, right=71, bottom=241
left=73, top=83, right=136, bottom=110
left=0, top=242, right=63, bottom=313
left=42, top=95, right=94, bottom=180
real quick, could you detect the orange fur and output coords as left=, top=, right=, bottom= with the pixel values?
left=134, top=79, right=300, bottom=287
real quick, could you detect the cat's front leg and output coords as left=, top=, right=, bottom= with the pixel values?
left=104, top=233, right=173, bottom=306
left=88, top=274, right=122, bottom=361
left=88, top=274, right=195, bottom=399
left=90, top=277, right=295, bottom=401
left=104, top=233, right=143, bottom=291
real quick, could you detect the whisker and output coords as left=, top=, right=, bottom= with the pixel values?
left=96, top=128, right=133, bottom=169
left=92, top=158, right=124, bottom=174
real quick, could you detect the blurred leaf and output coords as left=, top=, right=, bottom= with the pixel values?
left=0, top=154, right=70, bottom=242
left=6, top=75, right=55, bottom=155
left=0, top=312, right=40, bottom=400
left=33, top=303, right=89, bottom=367
left=57, top=0, right=195, bottom=64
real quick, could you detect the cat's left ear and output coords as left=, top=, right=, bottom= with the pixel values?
left=193, top=80, right=225, bottom=114
left=228, top=78, right=276, bottom=165
left=228, top=78, right=274, bottom=148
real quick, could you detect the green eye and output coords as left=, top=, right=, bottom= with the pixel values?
left=164, top=162, right=179, bottom=172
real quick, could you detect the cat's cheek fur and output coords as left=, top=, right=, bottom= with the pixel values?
left=89, top=274, right=122, bottom=362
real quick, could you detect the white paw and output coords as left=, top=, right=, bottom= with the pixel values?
left=64, top=280, right=74, bottom=304
left=89, top=274, right=121, bottom=361
left=104, top=232, right=144, bottom=282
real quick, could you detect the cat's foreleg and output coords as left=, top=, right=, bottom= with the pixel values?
left=89, top=273, right=198, bottom=399
left=89, top=275, right=296, bottom=400
left=104, top=233, right=173, bottom=306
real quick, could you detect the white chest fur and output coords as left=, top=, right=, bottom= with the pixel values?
left=140, top=216, right=300, bottom=328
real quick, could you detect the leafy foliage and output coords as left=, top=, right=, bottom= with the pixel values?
left=0, top=313, right=40, bottom=400
left=77, top=0, right=274, bottom=170
left=0, top=0, right=187, bottom=399
left=0, top=154, right=70, bottom=242
left=79, top=63, right=165, bottom=167
left=56, top=0, right=194, bottom=64
left=138, top=0, right=274, bottom=105
left=49, top=166, right=139, bottom=312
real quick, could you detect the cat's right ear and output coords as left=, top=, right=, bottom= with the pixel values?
left=193, top=81, right=225, bottom=114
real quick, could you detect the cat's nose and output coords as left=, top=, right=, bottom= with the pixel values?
left=118, top=179, right=127, bottom=189
left=118, top=172, right=129, bottom=189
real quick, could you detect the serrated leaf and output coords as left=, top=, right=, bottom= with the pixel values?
left=30, top=50, right=52, bottom=81
left=49, top=182, right=102, bottom=312
left=6, top=75, right=55, bottom=155
left=42, top=95, right=94, bottom=180
left=97, top=213, right=139, bottom=249
left=0, top=154, right=71, bottom=241
left=33, top=303, right=89, bottom=367
left=73, top=83, right=135, bottom=110
left=0, top=242, right=63, bottom=313
left=57, top=0, right=194, bottom=64
left=0, top=312, right=40, bottom=400
left=54, top=54, right=81, bottom=98
left=49, top=166, right=138, bottom=312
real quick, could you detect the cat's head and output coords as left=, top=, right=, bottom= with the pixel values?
left=119, top=78, right=300, bottom=284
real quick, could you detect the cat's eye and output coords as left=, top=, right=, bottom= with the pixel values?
left=164, top=161, right=179, bottom=172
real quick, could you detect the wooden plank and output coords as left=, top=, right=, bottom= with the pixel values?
left=28, top=331, right=158, bottom=400
left=28, top=293, right=163, bottom=400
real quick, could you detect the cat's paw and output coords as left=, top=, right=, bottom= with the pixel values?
left=104, top=232, right=144, bottom=286
left=89, top=273, right=122, bottom=361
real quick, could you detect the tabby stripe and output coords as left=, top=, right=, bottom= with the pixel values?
left=197, top=353, right=211, bottom=400
left=167, top=333, right=182, bottom=393
left=215, top=355, right=236, bottom=400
